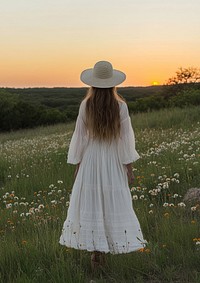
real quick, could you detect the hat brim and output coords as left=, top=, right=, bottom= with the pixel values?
left=80, top=68, right=126, bottom=88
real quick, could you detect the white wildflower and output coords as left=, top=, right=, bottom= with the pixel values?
left=38, top=204, right=44, bottom=209
left=178, top=202, right=186, bottom=207
left=132, top=195, right=138, bottom=200
left=174, top=173, right=179, bottom=178
left=6, top=203, right=12, bottom=209
left=163, top=182, right=169, bottom=189
left=191, top=206, right=197, bottom=211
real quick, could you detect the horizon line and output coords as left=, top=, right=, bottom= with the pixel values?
left=0, top=85, right=163, bottom=89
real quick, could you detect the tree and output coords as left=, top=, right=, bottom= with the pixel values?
left=167, top=67, right=200, bottom=85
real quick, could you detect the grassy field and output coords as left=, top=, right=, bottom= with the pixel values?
left=0, top=106, right=200, bottom=283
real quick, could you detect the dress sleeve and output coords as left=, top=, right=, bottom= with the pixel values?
left=118, top=102, right=140, bottom=164
left=67, top=100, right=88, bottom=165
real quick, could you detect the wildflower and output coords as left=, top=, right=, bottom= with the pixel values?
left=132, top=195, right=138, bottom=200
left=174, top=173, right=179, bottom=178
left=38, top=204, right=44, bottom=209
left=196, top=241, right=200, bottom=245
left=163, top=202, right=169, bottom=207
left=191, top=206, right=197, bottom=211
left=58, top=190, right=62, bottom=194
left=57, top=180, right=63, bottom=184
left=177, top=202, right=186, bottom=207
left=20, top=213, right=25, bottom=217
left=173, top=194, right=179, bottom=198
left=29, top=208, right=35, bottom=214
left=149, top=203, right=154, bottom=207
left=191, top=220, right=196, bottom=224
left=163, top=182, right=169, bottom=189
left=6, top=203, right=12, bottom=209
left=22, top=240, right=27, bottom=245
left=148, top=210, right=153, bottom=214
left=130, top=187, right=136, bottom=192
left=138, top=248, right=145, bottom=252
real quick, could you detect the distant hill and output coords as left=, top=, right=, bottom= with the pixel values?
left=2, top=86, right=164, bottom=112
left=1, top=84, right=199, bottom=132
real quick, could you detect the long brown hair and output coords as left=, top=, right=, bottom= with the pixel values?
left=84, top=87, right=125, bottom=142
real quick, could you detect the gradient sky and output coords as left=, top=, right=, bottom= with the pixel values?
left=0, top=0, right=200, bottom=87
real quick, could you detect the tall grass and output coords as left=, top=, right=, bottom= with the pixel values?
left=0, top=106, right=200, bottom=282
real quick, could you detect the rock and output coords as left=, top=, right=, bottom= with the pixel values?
left=183, top=188, right=200, bottom=206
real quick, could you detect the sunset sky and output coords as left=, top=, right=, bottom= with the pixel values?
left=0, top=0, right=200, bottom=87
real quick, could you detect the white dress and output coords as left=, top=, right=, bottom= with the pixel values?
left=59, top=99, right=147, bottom=254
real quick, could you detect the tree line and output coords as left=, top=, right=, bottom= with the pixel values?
left=0, top=67, right=200, bottom=132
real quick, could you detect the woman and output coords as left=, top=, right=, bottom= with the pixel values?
left=59, top=61, right=146, bottom=270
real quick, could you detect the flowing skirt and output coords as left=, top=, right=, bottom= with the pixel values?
left=59, top=140, right=147, bottom=254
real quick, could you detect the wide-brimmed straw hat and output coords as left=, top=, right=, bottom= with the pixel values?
left=80, top=61, right=126, bottom=88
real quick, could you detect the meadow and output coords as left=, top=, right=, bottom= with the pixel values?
left=0, top=106, right=200, bottom=283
